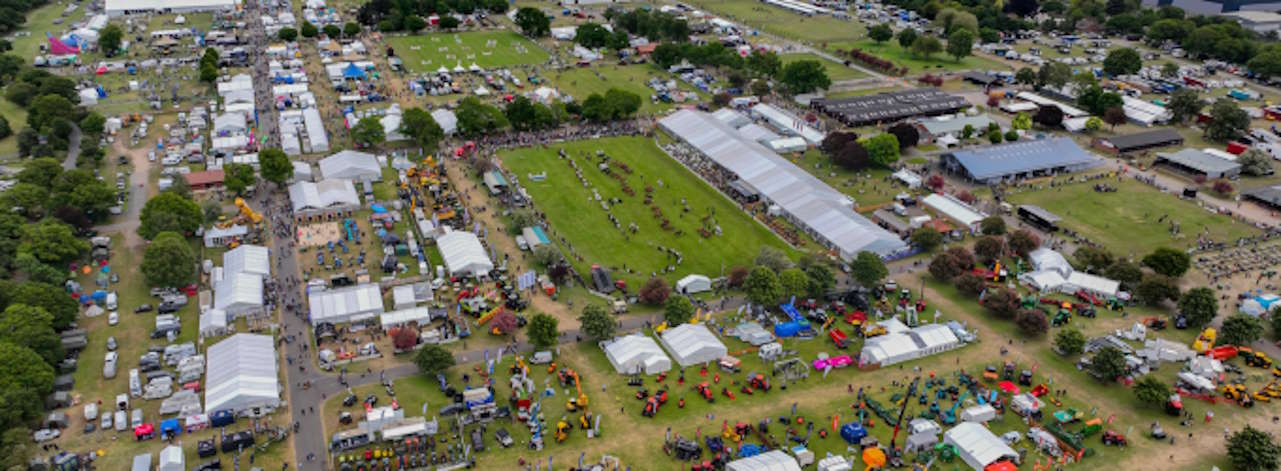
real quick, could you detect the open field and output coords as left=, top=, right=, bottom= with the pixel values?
left=499, top=136, right=794, bottom=287
left=1006, top=178, right=1260, bottom=256
left=781, top=52, right=866, bottom=82
left=386, top=30, right=550, bottom=73
left=545, top=65, right=704, bottom=115
left=833, top=39, right=1011, bottom=74
left=683, top=0, right=863, bottom=45
left=0, top=98, right=26, bottom=157
left=792, top=149, right=898, bottom=210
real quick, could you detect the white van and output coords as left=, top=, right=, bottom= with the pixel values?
left=116, top=393, right=129, bottom=411
left=106, top=291, right=118, bottom=310
left=130, top=409, right=143, bottom=428
left=114, top=411, right=127, bottom=431
left=103, top=352, right=118, bottom=379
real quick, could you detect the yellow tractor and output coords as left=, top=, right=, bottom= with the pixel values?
left=579, top=412, right=593, bottom=429
left=555, top=419, right=571, bottom=443
left=862, top=323, right=887, bottom=338
left=1192, top=328, right=1216, bottom=353
left=1221, top=384, right=1255, bottom=407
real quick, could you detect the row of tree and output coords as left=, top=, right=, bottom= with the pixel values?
left=359, top=0, right=506, bottom=32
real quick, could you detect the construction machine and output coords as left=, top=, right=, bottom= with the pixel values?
left=1142, top=317, right=1167, bottom=330
left=1221, top=384, right=1255, bottom=408
left=1192, top=328, right=1216, bottom=353
left=1240, top=347, right=1275, bottom=368
left=696, top=382, right=715, bottom=402
left=555, top=419, right=571, bottom=443
left=889, top=377, right=920, bottom=450
left=234, top=197, right=263, bottom=224
left=642, top=389, right=668, bottom=417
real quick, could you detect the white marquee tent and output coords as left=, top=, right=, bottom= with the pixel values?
left=436, top=231, right=494, bottom=277
left=860, top=321, right=961, bottom=367
left=223, top=244, right=270, bottom=277
left=725, top=450, right=802, bottom=471
left=213, top=272, right=264, bottom=318
left=205, top=334, right=280, bottom=414
left=943, top=422, right=1018, bottom=471
left=602, top=334, right=671, bottom=375
left=676, top=274, right=712, bottom=294
left=319, top=150, right=381, bottom=182
left=308, top=284, right=385, bottom=325
left=659, top=323, right=728, bottom=367
left=288, top=179, right=360, bottom=213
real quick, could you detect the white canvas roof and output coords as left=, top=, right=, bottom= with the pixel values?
left=676, top=274, right=712, bottom=294
left=1066, top=271, right=1120, bottom=298
left=603, top=334, right=671, bottom=375
left=659, top=323, right=728, bottom=367
left=107, top=0, right=237, bottom=14
left=319, top=150, right=380, bottom=181
left=922, top=193, right=986, bottom=230
left=431, top=109, right=458, bottom=135
left=158, top=445, right=184, bottom=471
left=1028, top=248, right=1072, bottom=277
left=223, top=244, right=270, bottom=277
left=436, top=231, right=494, bottom=277
left=860, top=321, right=960, bottom=367
left=725, top=450, right=802, bottom=471
left=213, top=112, right=247, bottom=134
left=309, top=284, right=385, bottom=325
left=943, top=422, right=1017, bottom=470
left=379, top=307, right=433, bottom=329
left=1019, top=270, right=1067, bottom=291
left=205, top=334, right=279, bottom=414
left=214, top=272, right=264, bottom=315
left=199, top=309, right=228, bottom=337
left=289, top=179, right=359, bottom=212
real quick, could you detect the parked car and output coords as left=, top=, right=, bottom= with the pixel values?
left=34, top=429, right=60, bottom=442
left=135, top=304, right=152, bottom=313
left=495, top=428, right=513, bottom=447
left=106, top=336, right=117, bottom=351
left=108, top=312, right=119, bottom=326
left=103, top=352, right=118, bottom=379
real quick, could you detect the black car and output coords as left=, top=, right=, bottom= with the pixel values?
left=342, top=394, right=357, bottom=407
left=470, top=429, right=485, bottom=452
left=197, top=439, right=217, bottom=458
left=135, top=304, right=153, bottom=313
left=194, top=458, right=222, bottom=471
left=157, top=302, right=180, bottom=314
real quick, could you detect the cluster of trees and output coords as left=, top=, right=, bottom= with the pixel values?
left=0, top=0, right=49, bottom=35
left=4, top=66, right=90, bottom=158
left=742, top=248, right=839, bottom=308
left=819, top=130, right=902, bottom=170
left=574, top=22, right=630, bottom=51
left=514, top=7, right=551, bottom=38
left=358, top=0, right=505, bottom=32
left=4, top=157, right=117, bottom=230
left=199, top=48, right=220, bottom=83
left=581, top=88, right=643, bottom=122
left=605, top=7, right=689, bottom=42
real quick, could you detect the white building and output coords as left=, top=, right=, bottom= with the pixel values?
left=106, top=0, right=239, bottom=17
left=205, top=334, right=280, bottom=414
left=859, top=319, right=962, bottom=367
left=436, top=230, right=494, bottom=277
left=288, top=179, right=360, bottom=214
left=943, top=422, right=1018, bottom=471
left=676, top=274, right=712, bottom=294
left=602, top=334, right=671, bottom=375
left=1019, top=247, right=1121, bottom=298
left=659, top=323, right=728, bottom=367
left=319, top=150, right=382, bottom=182
left=922, top=193, right=987, bottom=232
left=223, top=244, right=270, bottom=277
left=725, top=450, right=802, bottom=471
left=308, top=284, right=385, bottom=325
left=214, top=272, right=264, bottom=318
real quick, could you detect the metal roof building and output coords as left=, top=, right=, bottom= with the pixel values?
left=915, top=114, right=994, bottom=140
left=1093, top=128, right=1184, bottom=154
left=205, top=334, right=280, bottom=414
left=943, top=422, right=1019, bottom=471
left=813, top=89, right=969, bottom=126
left=308, top=284, right=385, bottom=326
left=922, top=193, right=987, bottom=231
left=1154, top=149, right=1242, bottom=179
left=1244, top=184, right=1281, bottom=209
left=289, top=179, right=360, bottom=213
left=941, top=137, right=1104, bottom=183
left=659, top=109, right=907, bottom=259
left=436, top=230, right=494, bottom=277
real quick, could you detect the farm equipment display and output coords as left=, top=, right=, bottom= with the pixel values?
left=1142, top=317, right=1167, bottom=331
left=1221, top=384, right=1255, bottom=407
left=642, top=389, right=668, bottom=417
left=1101, top=430, right=1127, bottom=447
left=1239, top=347, right=1274, bottom=368
left=1192, top=328, right=1216, bottom=353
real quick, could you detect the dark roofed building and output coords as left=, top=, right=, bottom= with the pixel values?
left=941, top=137, right=1104, bottom=183
left=1092, top=128, right=1185, bottom=154
left=812, top=89, right=969, bottom=126
left=1153, top=149, right=1241, bottom=179
left=962, top=72, right=1003, bottom=87
left=184, top=170, right=225, bottom=190
left=1244, top=184, right=1281, bottom=210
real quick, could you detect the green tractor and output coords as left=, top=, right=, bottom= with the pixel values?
left=932, top=443, right=957, bottom=463
left=1051, top=309, right=1072, bottom=327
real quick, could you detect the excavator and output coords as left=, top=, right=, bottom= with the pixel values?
left=218, top=197, right=264, bottom=229
left=555, top=418, right=571, bottom=443
left=563, top=369, right=589, bottom=412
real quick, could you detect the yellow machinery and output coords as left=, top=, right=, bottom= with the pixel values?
left=1192, top=328, right=1216, bottom=353
left=1221, top=383, right=1255, bottom=407
left=555, top=419, right=570, bottom=443
left=565, top=370, right=589, bottom=412
left=862, top=323, right=887, bottom=338
left=510, top=355, right=528, bottom=376
left=722, top=422, right=740, bottom=443
left=579, top=412, right=593, bottom=429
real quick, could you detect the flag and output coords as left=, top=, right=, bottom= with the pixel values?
left=832, top=414, right=839, bottom=431
left=1106, top=413, right=1115, bottom=424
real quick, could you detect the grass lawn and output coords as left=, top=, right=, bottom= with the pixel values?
left=386, top=30, right=550, bottom=73
left=544, top=65, right=703, bottom=115
left=1006, top=178, right=1259, bottom=257
left=835, top=39, right=1011, bottom=74
left=793, top=149, right=898, bottom=210
left=781, top=53, right=865, bottom=82
left=9, top=2, right=87, bottom=59
left=0, top=98, right=27, bottom=157
left=683, top=0, right=863, bottom=45
left=499, top=136, right=794, bottom=287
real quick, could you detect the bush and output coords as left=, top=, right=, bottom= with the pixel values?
left=954, top=273, right=987, bottom=295
left=728, top=266, right=749, bottom=287
left=1015, top=309, right=1049, bottom=336
left=1212, top=180, right=1234, bottom=195
left=638, top=277, right=671, bottom=305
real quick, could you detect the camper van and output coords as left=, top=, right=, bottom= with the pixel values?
left=103, top=352, right=118, bottom=379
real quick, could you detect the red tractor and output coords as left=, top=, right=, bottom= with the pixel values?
left=748, top=373, right=771, bottom=392
left=642, top=389, right=668, bottom=417
left=1102, top=430, right=1127, bottom=446
left=696, top=382, right=715, bottom=402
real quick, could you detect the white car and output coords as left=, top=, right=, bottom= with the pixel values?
left=33, top=429, right=60, bottom=442
left=108, top=312, right=119, bottom=326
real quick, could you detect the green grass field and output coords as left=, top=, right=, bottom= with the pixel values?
left=0, top=98, right=26, bottom=157
left=1007, top=178, right=1259, bottom=256
left=835, top=39, right=1011, bottom=74
left=781, top=53, right=865, bottom=82
left=544, top=65, right=702, bottom=115
left=386, top=31, right=550, bottom=72
left=683, top=0, right=862, bottom=45
left=499, top=136, right=794, bottom=287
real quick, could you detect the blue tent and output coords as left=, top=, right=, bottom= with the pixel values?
left=343, top=63, right=366, bottom=80
left=92, top=290, right=108, bottom=301
left=840, top=423, right=868, bottom=444
left=773, top=322, right=801, bottom=338
left=160, top=419, right=180, bottom=437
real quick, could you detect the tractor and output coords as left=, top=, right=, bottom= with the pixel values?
left=1221, top=384, right=1255, bottom=408
left=1142, top=317, right=1167, bottom=330
left=1051, top=309, right=1072, bottom=327
left=1101, top=430, right=1127, bottom=447
left=1240, top=347, right=1275, bottom=369
left=1164, top=394, right=1183, bottom=417
left=555, top=419, right=571, bottom=443
left=696, top=382, right=715, bottom=402
left=642, top=389, right=668, bottom=417
left=747, top=373, right=771, bottom=392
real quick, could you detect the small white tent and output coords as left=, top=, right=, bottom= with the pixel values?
left=676, top=274, right=712, bottom=294
left=603, top=334, right=671, bottom=375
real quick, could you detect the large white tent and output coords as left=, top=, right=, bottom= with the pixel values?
left=659, top=323, right=728, bottom=367
left=725, top=450, right=802, bottom=471
left=214, top=272, right=264, bottom=318
left=106, top=0, right=238, bottom=16
left=436, top=231, right=494, bottom=277
left=223, top=244, right=270, bottom=277
left=676, top=274, right=712, bottom=294
left=603, top=334, right=671, bottom=375
left=922, top=193, right=986, bottom=232
left=308, top=284, right=385, bottom=325
left=659, top=109, right=906, bottom=259
left=288, top=179, right=360, bottom=213
left=319, top=150, right=381, bottom=182
left=1019, top=248, right=1121, bottom=298
left=943, top=422, right=1018, bottom=471
left=860, top=321, right=961, bottom=367
left=205, top=334, right=280, bottom=414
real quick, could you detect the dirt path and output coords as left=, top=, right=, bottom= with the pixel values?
left=96, top=137, right=156, bottom=247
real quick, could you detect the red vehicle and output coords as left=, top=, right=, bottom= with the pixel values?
left=829, top=328, right=850, bottom=349
left=696, top=382, right=714, bottom=401
left=1207, top=345, right=1240, bottom=361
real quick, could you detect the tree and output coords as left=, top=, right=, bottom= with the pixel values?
left=1167, top=88, right=1205, bottom=124
left=414, top=344, right=456, bottom=377
left=439, top=16, right=461, bottom=30
left=18, top=219, right=85, bottom=265
left=403, top=15, right=426, bottom=32
left=16, top=158, right=61, bottom=188
left=954, top=272, right=986, bottom=295
left=1016, top=309, right=1049, bottom=336
left=1103, top=106, right=1127, bottom=130
left=946, top=29, right=974, bottom=62
left=1133, top=376, right=1172, bottom=408
left=755, top=246, right=793, bottom=273
left=805, top=263, right=835, bottom=298
left=1054, top=327, right=1086, bottom=355
left=301, top=21, right=318, bottom=38
left=910, top=36, right=942, bottom=58
left=99, top=24, right=123, bottom=55
left=1033, top=105, right=1064, bottom=127
left=1089, top=346, right=1127, bottom=381
left=527, top=313, right=559, bottom=348
left=323, top=24, right=341, bottom=38
left=896, top=29, right=918, bottom=49
left=0, top=305, right=59, bottom=366
left=0, top=116, right=9, bottom=140
left=1178, top=287, right=1218, bottom=327
left=576, top=23, right=611, bottom=49
left=1143, top=247, right=1191, bottom=277
left=663, top=296, right=695, bottom=326
left=223, top=163, right=257, bottom=195
left=887, top=123, right=919, bottom=149
left=779, top=60, right=830, bottom=94
left=390, top=327, right=418, bottom=350
left=1239, top=149, right=1275, bottom=176
left=861, top=133, right=899, bottom=167
left=1206, top=100, right=1250, bottom=142
left=979, top=216, right=1006, bottom=235
left=344, top=22, right=362, bottom=37
left=1006, top=229, right=1040, bottom=257
left=259, top=148, right=293, bottom=186
left=929, top=252, right=963, bottom=281
left=984, top=288, right=1020, bottom=319
left=849, top=251, right=888, bottom=289
left=869, top=24, right=893, bottom=43
left=988, top=128, right=1003, bottom=144
left=973, top=236, right=1005, bottom=263
left=778, top=268, right=809, bottom=298
left=578, top=304, right=615, bottom=341
left=352, top=116, right=386, bottom=148
left=1076, top=85, right=1123, bottom=116
left=200, top=62, right=218, bottom=83
left=1073, top=246, right=1114, bottom=272
left=142, top=231, right=197, bottom=288
left=0, top=341, right=55, bottom=430
left=1137, top=273, right=1180, bottom=306
left=1106, top=260, right=1143, bottom=288
left=1102, top=48, right=1142, bottom=76
left=1227, top=426, right=1281, bottom=471
left=1003, top=130, right=1019, bottom=142
left=1249, top=48, right=1281, bottom=79
left=139, top=192, right=203, bottom=239
left=1011, top=112, right=1032, bottom=131
left=1083, top=116, right=1102, bottom=133
left=821, top=131, right=857, bottom=155
left=401, top=107, right=445, bottom=151
left=278, top=27, right=297, bottom=41
left=80, top=112, right=106, bottom=137
left=744, top=266, right=783, bottom=306
left=515, top=7, right=551, bottom=37
left=728, top=266, right=749, bottom=288
left=1220, top=313, right=1264, bottom=346
left=639, top=277, right=671, bottom=305
left=1015, top=67, right=1037, bottom=86
left=911, top=226, right=943, bottom=252
left=456, top=97, right=508, bottom=137
left=833, top=141, right=871, bottom=170
left=1161, top=62, right=1180, bottom=79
